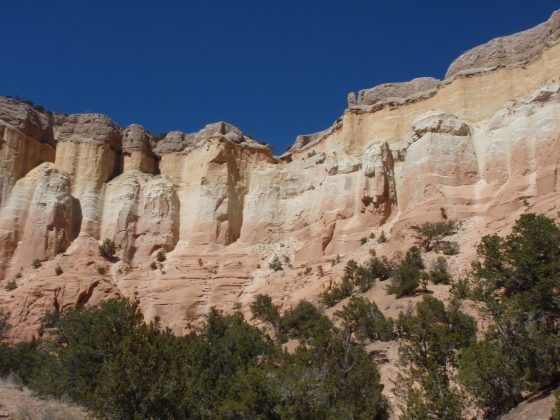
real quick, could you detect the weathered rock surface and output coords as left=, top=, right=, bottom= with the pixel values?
left=122, top=124, right=157, bottom=174
left=100, top=171, right=179, bottom=264
left=0, top=98, right=54, bottom=145
left=55, top=113, right=121, bottom=150
left=446, top=10, right=560, bottom=78
left=355, top=77, right=441, bottom=107
left=0, top=98, right=55, bottom=207
left=2, top=11, right=560, bottom=364
left=0, top=163, right=78, bottom=279
left=153, top=121, right=269, bottom=156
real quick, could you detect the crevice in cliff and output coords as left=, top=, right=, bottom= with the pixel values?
left=107, top=150, right=124, bottom=183
left=71, top=197, right=83, bottom=241
left=153, top=156, right=161, bottom=175
left=76, top=280, right=99, bottom=309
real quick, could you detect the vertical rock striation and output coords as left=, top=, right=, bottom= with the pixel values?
left=3, top=9, right=560, bottom=339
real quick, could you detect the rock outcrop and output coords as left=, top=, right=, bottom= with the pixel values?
left=100, top=171, right=179, bottom=264
left=0, top=98, right=55, bottom=207
left=122, top=124, right=157, bottom=174
left=3, top=10, right=560, bottom=348
left=354, top=77, right=441, bottom=107
left=0, top=163, right=78, bottom=279
left=446, top=10, right=560, bottom=78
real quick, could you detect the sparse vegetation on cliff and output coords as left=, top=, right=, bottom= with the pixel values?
left=334, top=296, right=394, bottom=342
left=387, top=247, right=424, bottom=297
left=268, top=255, right=283, bottom=271
left=4, top=279, right=17, bottom=291
left=377, top=231, right=387, bottom=243
left=412, top=220, right=460, bottom=252
left=98, top=239, right=116, bottom=260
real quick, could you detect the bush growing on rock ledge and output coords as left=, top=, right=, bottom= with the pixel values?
left=269, top=255, right=283, bottom=271
left=320, top=277, right=353, bottom=307
left=4, top=279, right=17, bottom=291
left=377, top=231, right=387, bottom=243
left=412, top=220, right=460, bottom=252
left=428, top=256, right=451, bottom=284
left=387, top=247, right=424, bottom=298
left=98, top=239, right=116, bottom=260
left=435, top=240, right=460, bottom=255
left=331, top=254, right=342, bottom=266
left=31, top=259, right=41, bottom=269
left=334, top=296, right=394, bottom=342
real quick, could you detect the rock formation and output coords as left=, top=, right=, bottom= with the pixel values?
left=3, top=9, right=560, bottom=347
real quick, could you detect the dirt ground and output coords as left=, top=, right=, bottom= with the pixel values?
left=0, top=376, right=90, bottom=420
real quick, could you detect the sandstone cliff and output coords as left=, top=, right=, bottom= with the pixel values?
left=2, top=10, right=560, bottom=344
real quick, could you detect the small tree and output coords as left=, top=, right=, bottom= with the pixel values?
left=156, top=251, right=166, bottom=262
left=54, top=265, right=63, bottom=276
left=334, top=296, right=393, bottom=342
left=280, top=300, right=333, bottom=342
left=387, top=249, right=423, bottom=298
left=32, top=259, right=42, bottom=269
left=420, top=271, right=429, bottom=293
left=405, top=246, right=424, bottom=270
left=250, top=294, right=281, bottom=335
left=435, top=240, right=459, bottom=255
left=377, top=231, right=387, bottom=244
left=428, top=256, right=451, bottom=284
left=320, top=277, right=353, bottom=307
left=269, top=255, right=283, bottom=271
left=98, top=239, right=116, bottom=260
left=388, top=262, right=419, bottom=297
left=458, top=340, right=523, bottom=418
left=396, top=296, right=476, bottom=420
left=0, top=309, right=9, bottom=340
left=412, top=221, right=459, bottom=252
left=457, top=214, right=560, bottom=417
left=4, top=279, right=17, bottom=291
left=331, top=254, right=342, bottom=266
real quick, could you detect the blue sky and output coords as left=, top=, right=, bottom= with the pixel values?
left=1, top=1, right=556, bottom=152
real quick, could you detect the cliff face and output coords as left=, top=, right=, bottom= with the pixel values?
left=3, top=10, right=560, bottom=338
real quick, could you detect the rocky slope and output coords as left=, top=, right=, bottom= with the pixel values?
left=2, top=9, right=560, bottom=361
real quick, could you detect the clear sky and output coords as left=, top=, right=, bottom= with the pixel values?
left=1, top=1, right=556, bottom=152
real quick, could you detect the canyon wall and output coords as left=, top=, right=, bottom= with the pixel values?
left=3, top=11, right=560, bottom=338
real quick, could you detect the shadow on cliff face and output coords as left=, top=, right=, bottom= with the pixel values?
left=71, top=197, right=82, bottom=241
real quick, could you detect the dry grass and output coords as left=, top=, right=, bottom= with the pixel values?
left=0, top=377, right=91, bottom=419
